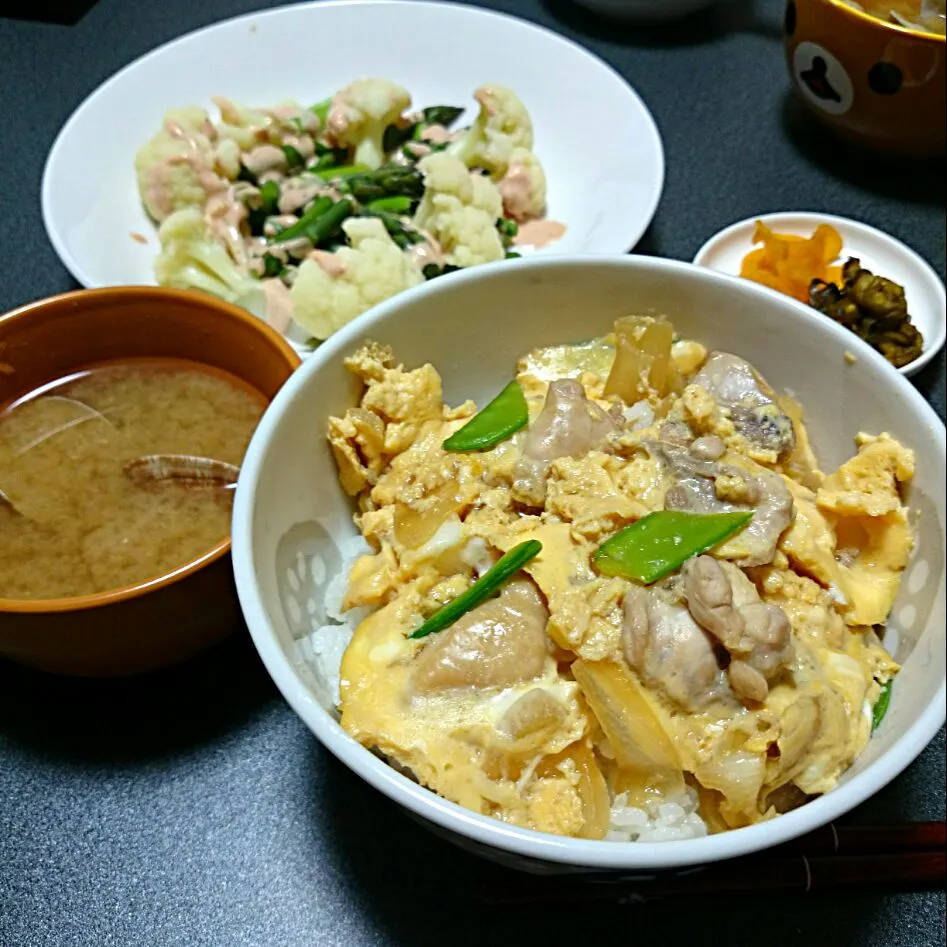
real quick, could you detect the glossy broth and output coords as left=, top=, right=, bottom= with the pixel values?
left=0, top=358, right=265, bottom=600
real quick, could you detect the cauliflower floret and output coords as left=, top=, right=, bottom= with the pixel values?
left=211, top=96, right=314, bottom=150
left=289, top=217, right=422, bottom=340
left=134, top=106, right=228, bottom=223
left=154, top=207, right=265, bottom=318
left=497, top=147, right=547, bottom=221
left=449, top=85, right=534, bottom=177
left=325, top=79, right=411, bottom=170
left=413, top=153, right=504, bottom=268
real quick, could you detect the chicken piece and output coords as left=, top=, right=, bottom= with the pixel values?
left=682, top=555, right=793, bottom=702
left=657, top=442, right=794, bottom=567
left=512, top=379, right=617, bottom=507
left=621, top=584, right=731, bottom=712
left=412, top=579, right=549, bottom=692
left=692, top=352, right=795, bottom=457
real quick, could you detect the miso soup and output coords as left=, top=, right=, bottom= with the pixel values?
left=0, top=358, right=265, bottom=600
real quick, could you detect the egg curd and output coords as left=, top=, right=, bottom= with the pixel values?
left=326, top=315, right=912, bottom=840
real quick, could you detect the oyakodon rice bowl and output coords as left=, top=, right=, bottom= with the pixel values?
left=232, top=256, right=946, bottom=873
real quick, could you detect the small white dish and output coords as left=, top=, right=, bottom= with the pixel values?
left=41, top=0, right=664, bottom=355
left=693, top=212, right=946, bottom=377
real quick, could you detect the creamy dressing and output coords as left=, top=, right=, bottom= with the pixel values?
left=278, top=182, right=328, bottom=215
left=243, top=144, right=287, bottom=177
left=308, top=248, right=348, bottom=277
left=420, top=124, right=451, bottom=144
left=204, top=188, right=250, bottom=263
left=407, top=239, right=444, bottom=269
left=498, top=165, right=534, bottom=221
left=514, top=218, right=567, bottom=249
left=261, top=278, right=295, bottom=333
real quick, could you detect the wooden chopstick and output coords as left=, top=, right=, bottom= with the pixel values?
left=480, top=851, right=946, bottom=905
left=477, top=822, right=947, bottom=906
left=772, top=820, right=946, bottom=856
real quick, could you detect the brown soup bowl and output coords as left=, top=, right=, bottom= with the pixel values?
left=0, top=287, right=300, bottom=676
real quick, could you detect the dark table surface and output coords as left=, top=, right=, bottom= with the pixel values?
left=1, top=0, right=944, bottom=944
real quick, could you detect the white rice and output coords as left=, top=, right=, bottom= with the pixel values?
left=295, top=536, right=374, bottom=707
left=298, top=537, right=709, bottom=843
left=606, top=787, right=708, bottom=843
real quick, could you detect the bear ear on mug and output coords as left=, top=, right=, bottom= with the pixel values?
left=784, top=0, right=946, bottom=158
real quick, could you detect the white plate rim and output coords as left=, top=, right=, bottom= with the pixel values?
left=692, top=211, right=946, bottom=378
left=41, top=0, right=665, bottom=301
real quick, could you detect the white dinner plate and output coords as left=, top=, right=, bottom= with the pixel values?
left=693, top=211, right=946, bottom=378
left=41, top=0, right=665, bottom=352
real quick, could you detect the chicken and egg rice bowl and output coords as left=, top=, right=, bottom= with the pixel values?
left=312, top=314, right=911, bottom=842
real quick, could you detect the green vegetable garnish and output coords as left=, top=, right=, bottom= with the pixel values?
left=497, top=218, right=518, bottom=243
left=281, top=144, right=304, bottom=171
left=442, top=381, right=528, bottom=452
left=365, top=196, right=414, bottom=215
left=271, top=196, right=332, bottom=243
left=409, top=540, right=542, bottom=640
left=505, top=250, right=522, bottom=260
left=384, top=105, right=465, bottom=153
left=337, top=164, right=426, bottom=202
left=247, top=180, right=281, bottom=234
left=594, top=510, right=754, bottom=584
left=261, top=254, right=284, bottom=278
left=309, top=97, right=332, bottom=124
left=271, top=197, right=353, bottom=246
left=259, top=180, right=280, bottom=212
left=361, top=209, right=424, bottom=249
left=323, top=163, right=373, bottom=181
left=872, top=680, right=893, bottom=731
left=422, top=105, right=465, bottom=127
left=422, top=262, right=462, bottom=281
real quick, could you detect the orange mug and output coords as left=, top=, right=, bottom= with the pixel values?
left=785, top=0, right=946, bottom=156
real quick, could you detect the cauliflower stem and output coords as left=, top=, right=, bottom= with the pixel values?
left=154, top=208, right=265, bottom=319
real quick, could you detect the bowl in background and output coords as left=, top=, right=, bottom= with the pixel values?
left=231, top=256, right=945, bottom=873
left=0, top=287, right=300, bottom=677
left=785, top=0, right=945, bottom=156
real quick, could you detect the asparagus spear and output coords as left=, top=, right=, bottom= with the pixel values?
left=337, top=164, right=426, bottom=201
left=271, top=197, right=354, bottom=246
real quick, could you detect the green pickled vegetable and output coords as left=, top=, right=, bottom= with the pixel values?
left=442, top=381, right=528, bottom=452
left=872, top=679, right=893, bottom=731
left=409, top=540, right=542, bottom=640
left=594, top=510, right=754, bottom=584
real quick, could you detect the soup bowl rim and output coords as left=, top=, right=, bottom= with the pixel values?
left=816, top=0, right=946, bottom=44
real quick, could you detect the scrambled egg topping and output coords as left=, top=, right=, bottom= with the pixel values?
left=328, top=319, right=911, bottom=838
